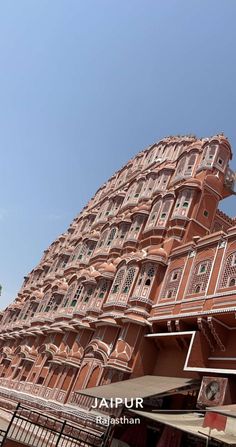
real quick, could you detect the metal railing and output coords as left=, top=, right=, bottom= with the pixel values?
left=1, top=403, right=112, bottom=447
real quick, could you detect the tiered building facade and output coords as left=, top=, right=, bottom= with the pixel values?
left=0, top=134, right=236, bottom=416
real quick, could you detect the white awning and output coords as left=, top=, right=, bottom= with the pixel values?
left=79, top=375, right=199, bottom=401
left=131, top=410, right=236, bottom=445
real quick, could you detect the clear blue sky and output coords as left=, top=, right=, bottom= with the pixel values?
left=0, top=0, right=236, bottom=309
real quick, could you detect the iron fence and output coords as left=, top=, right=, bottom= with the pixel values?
left=1, top=403, right=112, bottom=447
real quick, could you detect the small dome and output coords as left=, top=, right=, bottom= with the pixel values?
left=137, top=203, right=150, bottom=211
left=99, top=262, right=116, bottom=273
left=183, top=178, right=202, bottom=188
left=113, top=257, right=123, bottom=266
left=148, top=247, right=167, bottom=258
left=33, top=289, right=44, bottom=299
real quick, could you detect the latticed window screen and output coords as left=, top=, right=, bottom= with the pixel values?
left=175, top=157, right=186, bottom=177
left=184, top=154, right=197, bottom=176
left=202, top=144, right=218, bottom=166
left=129, top=216, right=144, bottom=239
left=187, top=260, right=212, bottom=294
left=86, top=241, right=96, bottom=256
left=134, top=263, right=156, bottom=297
left=159, top=173, right=169, bottom=190
left=71, top=243, right=82, bottom=261
left=146, top=148, right=155, bottom=165
left=147, top=201, right=161, bottom=228
left=83, top=286, right=95, bottom=303
left=160, top=268, right=183, bottom=300
left=141, top=176, right=155, bottom=197
left=98, top=230, right=108, bottom=248
left=219, top=252, right=236, bottom=288
left=110, top=268, right=126, bottom=295
left=121, top=267, right=137, bottom=295
left=38, top=292, right=51, bottom=312
left=173, top=190, right=192, bottom=217
left=124, top=184, right=136, bottom=203
left=106, top=228, right=117, bottom=246
left=62, top=283, right=77, bottom=307
left=134, top=181, right=144, bottom=198
left=71, top=284, right=84, bottom=307
left=157, top=199, right=173, bottom=226
left=45, top=295, right=54, bottom=312
left=97, top=280, right=109, bottom=299
left=122, top=267, right=135, bottom=293
left=119, top=223, right=130, bottom=240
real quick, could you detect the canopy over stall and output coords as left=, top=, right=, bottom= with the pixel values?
left=131, top=410, right=236, bottom=446
left=79, top=375, right=199, bottom=401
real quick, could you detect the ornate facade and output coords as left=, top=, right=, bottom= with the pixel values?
left=0, top=134, right=236, bottom=422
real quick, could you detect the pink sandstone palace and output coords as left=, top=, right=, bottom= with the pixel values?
left=1, top=134, right=236, bottom=446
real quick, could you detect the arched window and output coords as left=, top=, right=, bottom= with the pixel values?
left=156, top=199, right=173, bottom=227
left=121, top=267, right=136, bottom=295
left=70, top=242, right=87, bottom=262
left=62, top=282, right=81, bottom=308
left=201, top=144, right=218, bottom=167
left=134, top=263, right=156, bottom=297
left=160, top=268, right=183, bottom=300
left=106, top=228, right=117, bottom=247
left=219, top=252, right=236, bottom=289
left=97, top=230, right=109, bottom=249
left=175, top=156, right=186, bottom=179
left=187, top=260, right=212, bottom=295
left=124, top=183, right=136, bottom=205
left=173, top=189, right=192, bottom=217
left=71, top=284, right=83, bottom=307
left=108, top=265, right=137, bottom=302
left=82, top=286, right=95, bottom=305
left=184, top=153, right=197, bottom=176
left=96, top=280, right=110, bottom=299
left=119, top=223, right=130, bottom=241
left=127, top=215, right=145, bottom=239
left=146, top=201, right=161, bottom=229
left=134, top=181, right=144, bottom=198
left=109, top=268, right=126, bottom=297
left=141, top=176, right=156, bottom=198
left=37, top=291, right=51, bottom=313
left=62, top=283, right=76, bottom=307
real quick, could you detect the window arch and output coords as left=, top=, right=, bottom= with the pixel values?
left=108, top=265, right=138, bottom=302
left=97, top=230, right=109, bottom=249
left=187, top=260, right=212, bottom=295
left=79, top=285, right=95, bottom=311
left=219, top=252, right=236, bottom=289
left=124, top=183, right=136, bottom=205
left=156, top=199, right=173, bottom=227
left=96, top=280, right=110, bottom=300
left=106, top=227, right=118, bottom=247
left=160, top=268, right=183, bottom=300
left=184, top=153, right=197, bottom=176
left=134, top=263, right=156, bottom=298
left=141, top=175, right=156, bottom=198
left=146, top=201, right=162, bottom=229
left=109, top=268, right=126, bottom=298
left=71, top=284, right=84, bottom=307
left=201, top=143, right=218, bottom=168
left=173, top=189, right=193, bottom=217
left=175, top=156, right=187, bottom=179
left=127, top=215, right=145, bottom=240
left=62, top=282, right=82, bottom=308
left=121, top=266, right=136, bottom=295
left=37, top=291, right=51, bottom=313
